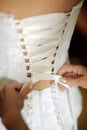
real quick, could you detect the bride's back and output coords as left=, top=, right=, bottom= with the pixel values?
left=0, top=0, right=80, bottom=19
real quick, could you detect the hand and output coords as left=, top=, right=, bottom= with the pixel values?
left=58, top=64, right=87, bottom=91
left=0, top=81, right=32, bottom=125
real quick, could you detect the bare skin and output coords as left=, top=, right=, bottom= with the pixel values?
left=0, top=0, right=80, bottom=19
left=0, top=0, right=81, bottom=90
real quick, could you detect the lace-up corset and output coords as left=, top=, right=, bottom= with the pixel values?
left=0, top=1, right=83, bottom=84
left=15, top=13, right=70, bottom=83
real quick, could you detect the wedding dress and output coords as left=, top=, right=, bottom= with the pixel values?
left=0, top=1, right=84, bottom=130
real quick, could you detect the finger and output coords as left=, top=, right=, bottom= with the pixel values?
left=20, top=82, right=33, bottom=99
left=63, top=72, right=74, bottom=77
left=63, top=65, right=85, bottom=75
left=58, top=64, right=79, bottom=76
left=5, top=81, right=22, bottom=90
left=63, top=77, right=83, bottom=86
left=20, top=86, right=31, bottom=98
left=58, top=64, right=73, bottom=75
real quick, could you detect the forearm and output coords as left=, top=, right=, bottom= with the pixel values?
left=2, top=110, right=29, bottom=130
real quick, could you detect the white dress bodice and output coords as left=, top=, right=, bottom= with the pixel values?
left=0, top=1, right=83, bottom=130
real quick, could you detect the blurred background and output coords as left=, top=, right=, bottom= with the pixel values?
left=69, top=0, right=87, bottom=129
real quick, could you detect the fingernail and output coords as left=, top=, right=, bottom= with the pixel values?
left=59, top=77, right=67, bottom=83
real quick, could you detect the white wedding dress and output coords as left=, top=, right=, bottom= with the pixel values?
left=0, top=1, right=84, bottom=130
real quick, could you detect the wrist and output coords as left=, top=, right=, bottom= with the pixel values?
left=2, top=108, right=20, bottom=129
left=2, top=109, right=29, bottom=130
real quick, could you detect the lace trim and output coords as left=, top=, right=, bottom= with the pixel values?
left=51, top=82, right=64, bottom=130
